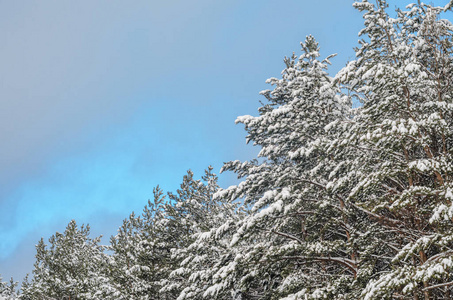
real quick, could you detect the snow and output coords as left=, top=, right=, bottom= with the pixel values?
left=8, top=2, right=453, bottom=299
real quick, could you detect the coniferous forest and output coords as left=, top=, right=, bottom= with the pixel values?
left=3, top=1, right=453, bottom=299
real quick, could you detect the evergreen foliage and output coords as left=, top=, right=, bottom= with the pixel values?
left=0, top=276, right=18, bottom=299
left=21, top=220, right=111, bottom=299
left=336, top=1, right=453, bottom=299
left=4, top=1, right=453, bottom=299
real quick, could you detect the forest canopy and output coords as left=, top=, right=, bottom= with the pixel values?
left=2, top=1, right=453, bottom=299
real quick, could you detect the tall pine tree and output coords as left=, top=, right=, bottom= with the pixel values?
left=336, top=1, right=453, bottom=298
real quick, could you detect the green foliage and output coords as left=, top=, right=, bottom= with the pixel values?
left=22, top=220, right=111, bottom=300
left=0, top=276, right=18, bottom=299
left=12, top=1, right=453, bottom=299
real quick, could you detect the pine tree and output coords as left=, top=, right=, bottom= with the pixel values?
left=108, top=186, right=173, bottom=299
left=162, top=167, right=245, bottom=299
left=0, top=276, right=18, bottom=300
left=0, top=275, right=6, bottom=297
left=4, top=279, right=18, bottom=300
left=335, top=1, right=453, bottom=298
left=109, top=167, right=225, bottom=299
left=23, top=220, right=111, bottom=299
left=0, top=276, right=9, bottom=299
left=212, top=35, right=361, bottom=299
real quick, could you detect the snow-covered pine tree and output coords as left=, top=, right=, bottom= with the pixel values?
left=336, top=1, right=453, bottom=299
left=2, top=278, right=18, bottom=300
left=109, top=167, right=224, bottom=299
left=0, top=276, right=6, bottom=297
left=214, top=35, right=359, bottom=299
left=161, top=167, right=246, bottom=300
left=108, top=186, right=171, bottom=299
left=22, top=220, right=111, bottom=299
left=0, top=275, right=16, bottom=299
left=18, top=275, right=32, bottom=300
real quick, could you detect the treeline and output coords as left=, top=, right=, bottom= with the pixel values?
left=2, top=1, right=453, bottom=299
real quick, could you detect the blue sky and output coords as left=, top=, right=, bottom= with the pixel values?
left=0, top=0, right=449, bottom=282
